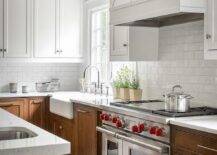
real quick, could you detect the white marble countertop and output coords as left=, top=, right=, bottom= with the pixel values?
left=0, top=108, right=70, bottom=155
left=170, top=115, right=217, bottom=134
left=2, top=91, right=217, bottom=135
left=0, top=92, right=51, bottom=98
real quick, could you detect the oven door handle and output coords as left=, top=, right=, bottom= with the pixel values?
left=96, top=126, right=116, bottom=137
left=116, top=132, right=167, bottom=153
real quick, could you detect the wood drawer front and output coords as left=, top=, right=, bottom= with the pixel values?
left=172, top=125, right=217, bottom=154
left=172, top=128, right=202, bottom=152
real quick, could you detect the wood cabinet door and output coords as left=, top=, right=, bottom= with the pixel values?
left=0, top=99, right=25, bottom=119
left=29, top=98, right=45, bottom=128
left=58, top=0, right=82, bottom=58
left=53, top=119, right=73, bottom=141
left=33, top=0, right=58, bottom=58
left=75, top=105, right=97, bottom=155
left=110, top=26, right=129, bottom=59
left=3, top=0, right=30, bottom=58
left=205, top=0, right=217, bottom=58
left=0, top=0, right=3, bottom=57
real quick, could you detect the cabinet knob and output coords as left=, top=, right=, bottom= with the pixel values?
left=0, top=49, right=2, bottom=52
left=123, top=44, right=128, bottom=47
left=59, top=125, right=63, bottom=130
left=206, top=34, right=212, bottom=39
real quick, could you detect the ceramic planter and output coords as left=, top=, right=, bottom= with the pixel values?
left=113, top=87, right=120, bottom=99
left=129, top=89, right=142, bottom=101
left=119, top=88, right=130, bottom=100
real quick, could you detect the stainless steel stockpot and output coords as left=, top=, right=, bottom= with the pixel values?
left=164, top=85, right=193, bottom=112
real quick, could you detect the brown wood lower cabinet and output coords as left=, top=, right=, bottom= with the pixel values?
left=0, top=97, right=48, bottom=130
left=48, top=113, right=73, bottom=155
left=0, top=98, right=27, bottom=119
left=171, top=125, right=217, bottom=155
left=74, top=103, right=99, bottom=155
left=29, top=97, right=46, bottom=128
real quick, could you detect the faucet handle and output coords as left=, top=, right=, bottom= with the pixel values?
left=105, top=86, right=109, bottom=96
left=100, top=83, right=106, bottom=95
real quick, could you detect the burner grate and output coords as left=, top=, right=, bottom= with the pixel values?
left=153, top=107, right=217, bottom=117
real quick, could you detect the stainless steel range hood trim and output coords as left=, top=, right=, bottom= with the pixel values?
left=117, top=13, right=204, bottom=27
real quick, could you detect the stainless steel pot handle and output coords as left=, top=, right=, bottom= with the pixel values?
left=96, top=126, right=116, bottom=137
left=172, top=85, right=182, bottom=92
left=116, top=132, right=167, bottom=153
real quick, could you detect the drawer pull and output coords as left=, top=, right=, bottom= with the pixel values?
left=31, top=100, right=41, bottom=104
left=197, top=145, right=217, bottom=152
left=77, top=109, right=89, bottom=113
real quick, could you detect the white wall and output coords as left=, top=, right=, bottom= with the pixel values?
left=0, top=62, right=80, bottom=92
left=137, top=20, right=217, bottom=107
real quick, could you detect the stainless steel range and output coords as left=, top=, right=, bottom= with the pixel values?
left=97, top=100, right=217, bottom=155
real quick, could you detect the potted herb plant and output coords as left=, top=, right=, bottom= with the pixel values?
left=112, top=66, right=132, bottom=100
left=129, top=78, right=142, bottom=101
left=112, top=80, right=121, bottom=99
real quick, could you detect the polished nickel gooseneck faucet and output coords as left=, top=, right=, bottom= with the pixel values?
left=83, top=65, right=100, bottom=89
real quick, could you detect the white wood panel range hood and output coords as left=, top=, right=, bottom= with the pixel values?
left=110, top=0, right=206, bottom=27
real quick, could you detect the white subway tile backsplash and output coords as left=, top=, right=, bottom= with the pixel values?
left=137, top=20, right=217, bottom=107
left=0, top=62, right=80, bottom=92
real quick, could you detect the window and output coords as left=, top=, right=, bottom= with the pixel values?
left=90, top=6, right=109, bottom=83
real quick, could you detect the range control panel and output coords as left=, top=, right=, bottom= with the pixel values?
left=100, top=111, right=170, bottom=143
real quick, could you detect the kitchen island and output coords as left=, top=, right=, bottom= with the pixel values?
left=0, top=108, right=70, bottom=155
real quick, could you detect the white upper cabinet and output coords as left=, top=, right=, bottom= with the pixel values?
left=34, top=0, right=82, bottom=59
left=58, top=0, right=82, bottom=58
left=110, top=26, right=159, bottom=61
left=0, top=0, right=3, bottom=57
left=2, top=0, right=30, bottom=58
left=33, top=0, right=58, bottom=58
left=204, top=0, right=217, bottom=59
left=110, top=26, right=129, bottom=58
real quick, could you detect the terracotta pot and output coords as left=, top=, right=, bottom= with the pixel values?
left=119, top=88, right=130, bottom=100
left=129, top=89, right=142, bottom=101
left=112, top=87, right=120, bottom=99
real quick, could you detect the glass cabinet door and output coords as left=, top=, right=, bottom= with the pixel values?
left=102, top=133, right=122, bottom=155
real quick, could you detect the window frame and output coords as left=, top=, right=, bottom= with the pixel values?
left=87, top=4, right=110, bottom=83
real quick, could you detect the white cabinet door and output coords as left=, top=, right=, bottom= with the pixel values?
left=33, top=0, right=58, bottom=58
left=205, top=0, right=217, bottom=51
left=0, top=0, right=3, bottom=57
left=58, top=0, right=81, bottom=58
left=110, top=0, right=131, bottom=8
left=110, top=26, right=129, bottom=58
left=3, top=0, right=30, bottom=58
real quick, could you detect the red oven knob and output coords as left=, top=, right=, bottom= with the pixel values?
left=132, top=125, right=139, bottom=133
left=116, top=120, right=123, bottom=128
left=138, top=124, right=145, bottom=132
left=100, top=114, right=105, bottom=120
left=149, top=127, right=157, bottom=135
left=112, top=117, right=118, bottom=123
left=156, top=128, right=164, bottom=137
left=104, top=114, right=110, bottom=121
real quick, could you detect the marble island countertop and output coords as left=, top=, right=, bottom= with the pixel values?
left=0, top=108, right=70, bottom=155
